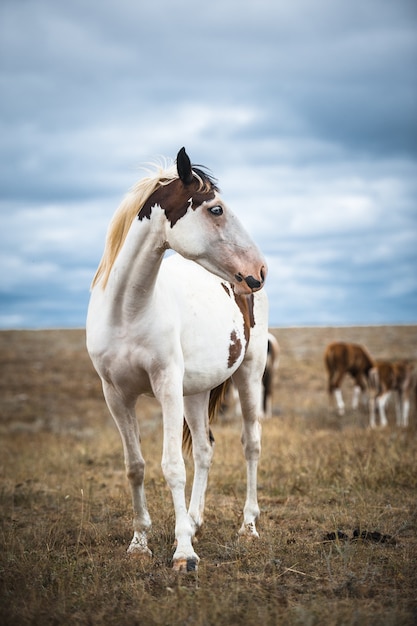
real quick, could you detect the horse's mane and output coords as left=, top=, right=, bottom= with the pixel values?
left=91, top=161, right=217, bottom=290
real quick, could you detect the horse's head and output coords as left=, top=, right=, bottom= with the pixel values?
left=154, top=148, right=267, bottom=295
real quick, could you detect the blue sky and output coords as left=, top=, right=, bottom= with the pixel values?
left=1, top=0, right=416, bottom=329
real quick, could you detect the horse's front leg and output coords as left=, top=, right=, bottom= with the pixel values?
left=377, top=392, right=389, bottom=427
left=369, top=393, right=378, bottom=429
left=184, top=392, right=214, bottom=535
left=102, top=382, right=152, bottom=557
left=234, top=375, right=262, bottom=539
left=333, top=388, right=345, bottom=416
left=157, top=380, right=200, bottom=572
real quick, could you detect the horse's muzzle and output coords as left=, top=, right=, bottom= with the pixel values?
left=235, top=266, right=267, bottom=292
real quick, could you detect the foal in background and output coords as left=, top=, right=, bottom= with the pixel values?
left=369, top=360, right=416, bottom=428
left=324, top=341, right=374, bottom=416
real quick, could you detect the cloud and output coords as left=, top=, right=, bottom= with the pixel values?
left=0, top=0, right=416, bottom=328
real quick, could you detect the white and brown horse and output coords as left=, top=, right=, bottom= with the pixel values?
left=221, top=332, right=280, bottom=420
left=86, top=148, right=268, bottom=572
left=369, top=360, right=416, bottom=428
left=324, top=341, right=374, bottom=416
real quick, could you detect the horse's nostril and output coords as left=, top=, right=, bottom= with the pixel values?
left=260, top=267, right=265, bottom=282
left=245, top=275, right=261, bottom=290
left=235, top=273, right=243, bottom=283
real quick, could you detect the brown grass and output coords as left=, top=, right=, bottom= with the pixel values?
left=1, top=326, right=416, bottom=625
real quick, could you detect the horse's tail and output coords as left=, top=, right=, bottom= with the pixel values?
left=209, top=379, right=231, bottom=426
left=182, top=379, right=231, bottom=456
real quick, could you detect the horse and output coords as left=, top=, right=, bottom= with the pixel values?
left=324, top=341, right=374, bottom=416
left=86, top=147, right=268, bottom=572
left=220, top=332, right=280, bottom=420
left=369, top=360, right=416, bottom=428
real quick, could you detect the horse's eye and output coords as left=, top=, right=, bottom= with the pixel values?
left=209, top=206, right=223, bottom=216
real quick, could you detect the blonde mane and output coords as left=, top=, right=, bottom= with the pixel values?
left=91, top=163, right=177, bottom=289
left=91, top=160, right=217, bottom=290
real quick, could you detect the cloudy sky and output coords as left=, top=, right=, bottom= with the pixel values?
left=1, top=0, right=416, bottom=329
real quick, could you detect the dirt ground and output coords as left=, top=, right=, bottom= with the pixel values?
left=1, top=325, right=416, bottom=625
left=1, top=325, right=416, bottom=434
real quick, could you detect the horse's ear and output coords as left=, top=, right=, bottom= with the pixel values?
left=177, top=147, right=194, bottom=185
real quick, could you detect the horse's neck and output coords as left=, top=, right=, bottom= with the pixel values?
left=105, top=214, right=166, bottom=322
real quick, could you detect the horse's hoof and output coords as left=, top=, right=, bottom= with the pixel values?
left=238, top=522, right=259, bottom=540
left=172, top=557, right=199, bottom=573
left=127, top=543, right=152, bottom=559
left=127, top=548, right=152, bottom=559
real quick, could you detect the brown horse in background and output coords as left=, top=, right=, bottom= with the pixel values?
left=324, top=341, right=374, bottom=415
left=369, top=360, right=416, bottom=428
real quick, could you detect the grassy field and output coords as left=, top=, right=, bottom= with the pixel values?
left=1, top=326, right=416, bottom=625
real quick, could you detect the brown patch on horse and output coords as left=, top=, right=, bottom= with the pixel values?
left=139, top=178, right=216, bottom=228
left=228, top=329, right=243, bottom=368
left=234, top=293, right=255, bottom=341
left=223, top=294, right=255, bottom=369
left=221, top=282, right=231, bottom=297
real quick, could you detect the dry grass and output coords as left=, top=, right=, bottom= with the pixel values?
left=1, top=326, right=417, bottom=625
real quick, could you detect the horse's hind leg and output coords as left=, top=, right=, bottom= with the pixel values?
left=353, top=374, right=368, bottom=410
left=102, top=382, right=152, bottom=557
left=233, top=365, right=263, bottom=539
left=329, top=372, right=346, bottom=415
left=397, top=391, right=410, bottom=427
left=402, top=397, right=410, bottom=427
left=184, top=392, right=214, bottom=534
